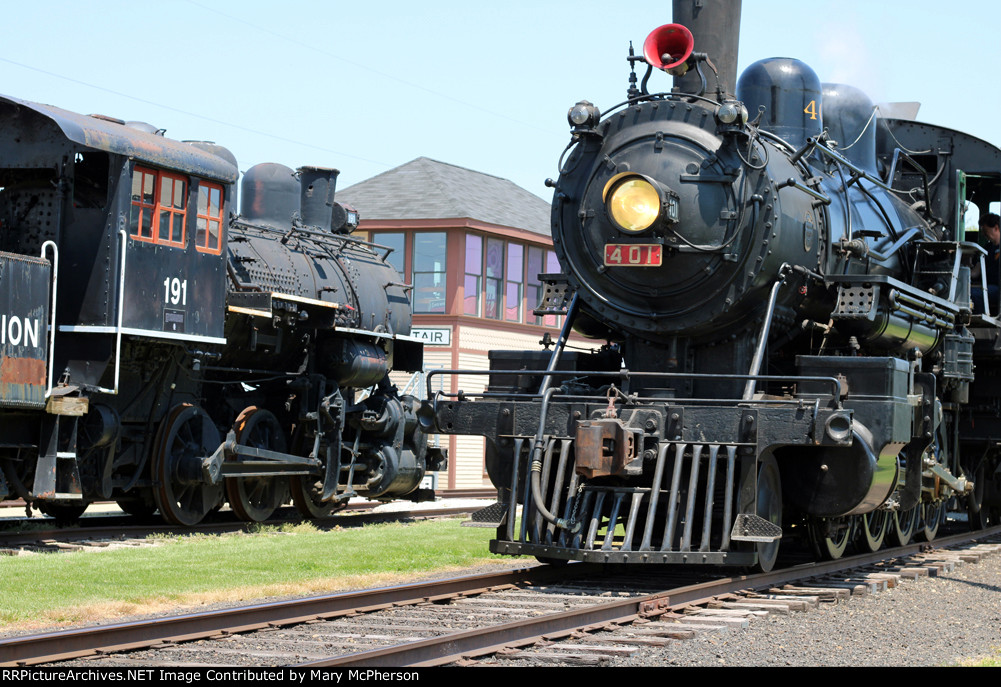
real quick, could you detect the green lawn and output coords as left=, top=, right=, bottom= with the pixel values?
left=0, top=519, right=518, bottom=628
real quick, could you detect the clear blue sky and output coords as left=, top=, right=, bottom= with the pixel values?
left=3, top=0, right=997, bottom=202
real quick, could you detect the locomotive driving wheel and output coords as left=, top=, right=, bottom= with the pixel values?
left=858, top=510, right=889, bottom=553
left=115, top=489, right=158, bottom=520
left=965, top=461, right=988, bottom=531
left=754, top=454, right=782, bottom=573
left=152, top=404, right=224, bottom=526
left=918, top=500, right=945, bottom=542
left=889, top=506, right=919, bottom=546
left=809, top=516, right=852, bottom=560
left=225, top=408, right=290, bottom=523
left=290, top=475, right=346, bottom=519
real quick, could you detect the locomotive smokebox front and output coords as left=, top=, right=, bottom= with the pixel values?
left=554, top=94, right=820, bottom=342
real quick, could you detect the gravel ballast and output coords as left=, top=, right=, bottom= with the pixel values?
left=492, top=548, right=1001, bottom=668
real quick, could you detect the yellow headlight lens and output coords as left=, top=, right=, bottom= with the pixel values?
left=607, top=178, right=661, bottom=232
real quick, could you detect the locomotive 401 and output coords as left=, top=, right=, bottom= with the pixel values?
left=425, top=6, right=1001, bottom=569
left=0, top=95, right=443, bottom=525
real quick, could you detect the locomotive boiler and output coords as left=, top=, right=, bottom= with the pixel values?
left=426, top=5, right=1001, bottom=569
left=0, top=94, right=442, bottom=525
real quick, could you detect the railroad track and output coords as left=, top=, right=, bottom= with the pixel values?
left=0, top=490, right=497, bottom=554
left=4, top=524, right=999, bottom=667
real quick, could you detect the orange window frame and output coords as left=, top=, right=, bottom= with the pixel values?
left=195, top=181, right=225, bottom=255
left=130, top=166, right=188, bottom=248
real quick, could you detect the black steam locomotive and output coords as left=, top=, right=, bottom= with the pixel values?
left=425, top=16, right=1001, bottom=570
left=0, top=94, right=442, bottom=525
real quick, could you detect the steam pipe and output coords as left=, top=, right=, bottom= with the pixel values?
left=529, top=387, right=582, bottom=533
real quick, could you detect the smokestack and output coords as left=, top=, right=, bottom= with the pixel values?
left=672, top=0, right=742, bottom=96
left=298, top=166, right=340, bottom=232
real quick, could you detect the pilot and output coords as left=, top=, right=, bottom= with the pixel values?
left=972, top=212, right=1001, bottom=314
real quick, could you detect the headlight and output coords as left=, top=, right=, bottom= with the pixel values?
left=716, top=102, right=740, bottom=124
left=568, top=100, right=600, bottom=130
left=604, top=175, right=661, bottom=232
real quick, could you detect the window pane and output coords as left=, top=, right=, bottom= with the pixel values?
left=158, top=210, right=171, bottom=241
left=413, top=272, right=446, bottom=313
left=209, top=220, right=220, bottom=250
left=505, top=281, right=521, bottom=322
left=485, top=277, right=501, bottom=319
left=172, top=213, right=184, bottom=244
left=463, top=274, right=481, bottom=316
left=506, top=244, right=523, bottom=282
left=413, top=232, right=447, bottom=272
left=379, top=232, right=405, bottom=275
left=465, top=234, right=482, bottom=274
left=527, top=246, right=544, bottom=281
left=485, top=238, right=504, bottom=279
left=527, top=283, right=541, bottom=324
left=173, top=179, right=186, bottom=209
left=198, top=186, right=209, bottom=215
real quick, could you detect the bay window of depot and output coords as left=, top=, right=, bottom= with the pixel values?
left=469, top=234, right=561, bottom=326
left=412, top=232, right=448, bottom=314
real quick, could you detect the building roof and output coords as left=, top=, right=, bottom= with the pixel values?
left=338, top=157, right=551, bottom=236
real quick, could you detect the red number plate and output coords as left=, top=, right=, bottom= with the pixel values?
left=604, top=243, right=662, bottom=266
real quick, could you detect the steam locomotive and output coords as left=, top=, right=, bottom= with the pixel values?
left=0, top=94, right=443, bottom=525
left=424, top=15, right=1001, bottom=570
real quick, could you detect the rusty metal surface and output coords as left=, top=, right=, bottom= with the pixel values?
left=574, top=418, right=639, bottom=479
left=0, top=94, right=238, bottom=183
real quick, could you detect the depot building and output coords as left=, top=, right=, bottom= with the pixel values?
left=340, top=158, right=582, bottom=489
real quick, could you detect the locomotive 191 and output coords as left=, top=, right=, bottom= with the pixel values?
left=424, top=1, right=1001, bottom=570
left=0, top=94, right=443, bottom=525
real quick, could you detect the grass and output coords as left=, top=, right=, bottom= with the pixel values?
left=0, top=518, right=520, bottom=630
left=953, top=647, right=1001, bottom=667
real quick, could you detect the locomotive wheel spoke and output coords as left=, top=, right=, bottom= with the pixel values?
left=225, top=407, right=290, bottom=523
left=859, top=509, right=889, bottom=553
left=153, top=404, right=223, bottom=527
left=810, top=516, right=851, bottom=560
